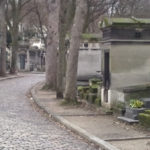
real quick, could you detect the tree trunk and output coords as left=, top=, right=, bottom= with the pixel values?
left=56, top=0, right=68, bottom=98
left=56, top=27, right=66, bottom=97
left=0, top=0, right=6, bottom=76
left=57, top=0, right=76, bottom=98
left=10, top=29, right=18, bottom=74
left=45, top=37, right=57, bottom=89
left=64, top=0, right=87, bottom=103
left=45, top=0, right=59, bottom=90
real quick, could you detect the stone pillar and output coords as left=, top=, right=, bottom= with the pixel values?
left=26, top=50, right=30, bottom=71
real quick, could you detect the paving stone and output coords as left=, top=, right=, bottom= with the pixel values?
left=0, top=74, right=98, bottom=150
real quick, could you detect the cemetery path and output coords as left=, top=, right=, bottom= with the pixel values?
left=0, top=74, right=98, bottom=150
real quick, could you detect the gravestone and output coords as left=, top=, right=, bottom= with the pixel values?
left=125, top=107, right=145, bottom=120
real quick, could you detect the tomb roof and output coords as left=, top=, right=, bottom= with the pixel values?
left=99, top=17, right=150, bottom=28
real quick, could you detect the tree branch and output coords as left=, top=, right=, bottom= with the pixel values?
left=19, top=6, right=35, bottom=22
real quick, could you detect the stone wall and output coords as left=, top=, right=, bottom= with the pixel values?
left=77, top=47, right=101, bottom=80
left=110, top=43, right=150, bottom=89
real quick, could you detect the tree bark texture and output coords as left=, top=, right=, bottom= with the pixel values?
left=45, top=0, right=59, bottom=89
left=10, top=28, right=18, bottom=74
left=64, top=0, right=87, bottom=102
left=0, top=0, right=6, bottom=76
left=57, top=0, right=75, bottom=98
left=57, top=9, right=66, bottom=98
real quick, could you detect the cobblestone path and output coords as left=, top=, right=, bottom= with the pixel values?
left=0, top=74, right=98, bottom=150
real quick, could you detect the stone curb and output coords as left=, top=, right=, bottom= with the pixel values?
left=105, top=136, right=150, bottom=142
left=30, top=83, right=120, bottom=150
left=0, top=75, right=24, bottom=81
left=20, top=72, right=45, bottom=74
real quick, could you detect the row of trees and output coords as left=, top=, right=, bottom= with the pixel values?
left=45, top=0, right=113, bottom=102
left=44, top=0, right=150, bottom=103
left=0, top=0, right=150, bottom=103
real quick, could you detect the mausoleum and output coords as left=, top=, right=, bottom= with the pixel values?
left=100, top=17, right=150, bottom=108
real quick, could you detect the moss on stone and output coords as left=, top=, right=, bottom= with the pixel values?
left=144, top=110, right=150, bottom=114
left=100, top=17, right=150, bottom=28
left=81, top=33, right=101, bottom=41
left=89, top=78, right=102, bottom=86
left=139, top=113, right=150, bottom=127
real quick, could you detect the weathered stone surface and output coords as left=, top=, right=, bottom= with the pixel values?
left=141, top=98, right=150, bottom=108
left=118, top=116, right=139, bottom=123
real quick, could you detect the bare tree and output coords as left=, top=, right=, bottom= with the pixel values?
left=83, top=0, right=150, bottom=32
left=110, top=0, right=150, bottom=18
left=33, top=0, right=47, bottom=47
left=132, top=0, right=150, bottom=18
left=64, top=0, right=87, bottom=103
left=45, top=0, right=59, bottom=89
left=22, top=0, right=48, bottom=47
left=83, top=0, right=112, bottom=32
left=5, top=0, right=33, bottom=74
left=0, top=0, right=6, bottom=76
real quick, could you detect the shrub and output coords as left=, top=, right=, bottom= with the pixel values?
left=129, top=99, right=144, bottom=108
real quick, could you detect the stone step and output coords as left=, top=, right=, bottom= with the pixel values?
left=118, top=116, right=139, bottom=124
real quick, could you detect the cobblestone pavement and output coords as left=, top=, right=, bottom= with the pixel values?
left=0, top=74, right=98, bottom=150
